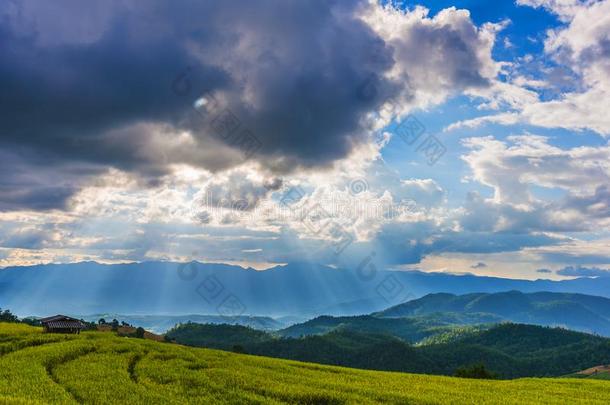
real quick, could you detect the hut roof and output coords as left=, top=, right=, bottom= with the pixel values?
left=40, top=315, right=83, bottom=325
left=44, top=320, right=84, bottom=329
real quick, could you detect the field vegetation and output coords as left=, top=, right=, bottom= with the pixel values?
left=2, top=322, right=610, bottom=404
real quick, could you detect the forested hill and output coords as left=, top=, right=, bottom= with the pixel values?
left=165, top=322, right=610, bottom=379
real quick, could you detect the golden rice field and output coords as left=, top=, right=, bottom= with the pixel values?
left=1, top=322, right=609, bottom=404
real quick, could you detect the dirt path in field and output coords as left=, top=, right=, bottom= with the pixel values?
left=578, top=365, right=610, bottom=375
left=128, top=351, right=148, bottom=383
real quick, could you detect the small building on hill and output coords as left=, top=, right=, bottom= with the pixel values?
left=40, top=315, right=85, bottom=334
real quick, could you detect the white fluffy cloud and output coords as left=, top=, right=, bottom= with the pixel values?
left=515, top=0, right=586, bottom=22
left=361, top=4, right=500, bottom=114
left=461, top=134, right=610, bottom=232
left=449, top=0, right=610, bottom=136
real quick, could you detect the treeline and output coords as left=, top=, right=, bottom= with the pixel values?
left=98, top=318, right=146, bottom=338
left=0, top=308, right=150, bottom=339
left=0, top=308, right=19, bottom=323
left=0, top=308, right=97, bottom=329
left=0, top=307, right=41, bottom=326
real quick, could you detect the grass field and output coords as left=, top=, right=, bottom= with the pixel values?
left=2, top=323, right=610, bottom=404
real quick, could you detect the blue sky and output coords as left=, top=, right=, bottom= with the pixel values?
left=0, top=0, right=609, bottom=280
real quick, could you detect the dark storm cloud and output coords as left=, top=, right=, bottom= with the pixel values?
left=365, top=222, right=563, bottom=266
left=0, top=151, right=86, bottom=211
left=0, top=0, right=495, bottom=211
left=563, top=185, right=610, bottom=219
left=536, top=268, right=552, bottom=274
left=0, top=0, right=391, bottom=171
left=538, top=250, right=610, bottom=265
left=0, top=1, right=229, bottom=172
left=424, top=231, right=562, bottom=256
left=0, top=185, right=75, bottom=211
left=555, top=266, right=610, bottom=278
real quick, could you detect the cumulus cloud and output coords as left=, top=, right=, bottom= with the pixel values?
left=362, top=4, right=498, bottom=110
left=462, top=134, right=609, bottom=199
left=0, top=0, right=500, bottom=211
left=515, top=0, right=585, bottom=22
left=195, top=169, right=274, bottom=212
left=398, top=179, right=445, bottom=207
left=529, top=238, right=610, bottom=265
left=563, top=185, right=610, bottom=219
left=449, top=0, right=610, bottom=136
left=459, top=135, right=610, bottom=234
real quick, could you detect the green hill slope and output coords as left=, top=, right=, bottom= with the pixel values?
left=167, top=322, right=610, bottom=379
left=277, top=313, right=500, bottom=342
left=2, top=323, right=610, bottom=404
left=376, top=291, right=610, bottom=335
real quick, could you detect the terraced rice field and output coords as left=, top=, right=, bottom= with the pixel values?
left=1, top=323, right=610, bottom=404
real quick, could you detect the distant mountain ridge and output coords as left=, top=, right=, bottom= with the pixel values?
left=4, top=261, right=610, bottom=317
left=278, top=313, right=498, bottom=342
left=79, top=314, right=291, bottom=334
left=376, top=291, right=610, bottom=336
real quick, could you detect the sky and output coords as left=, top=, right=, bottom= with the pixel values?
left=0, top=0, right=609, bottom=280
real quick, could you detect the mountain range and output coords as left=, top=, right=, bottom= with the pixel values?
left=161, top=290, right=610, bottom=379
left=376, top=291, right=610, bottom=336
left=3, top=261, right=610, bottom=317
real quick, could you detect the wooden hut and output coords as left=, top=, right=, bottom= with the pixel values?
left=40, top=315, right=85, bottom=334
